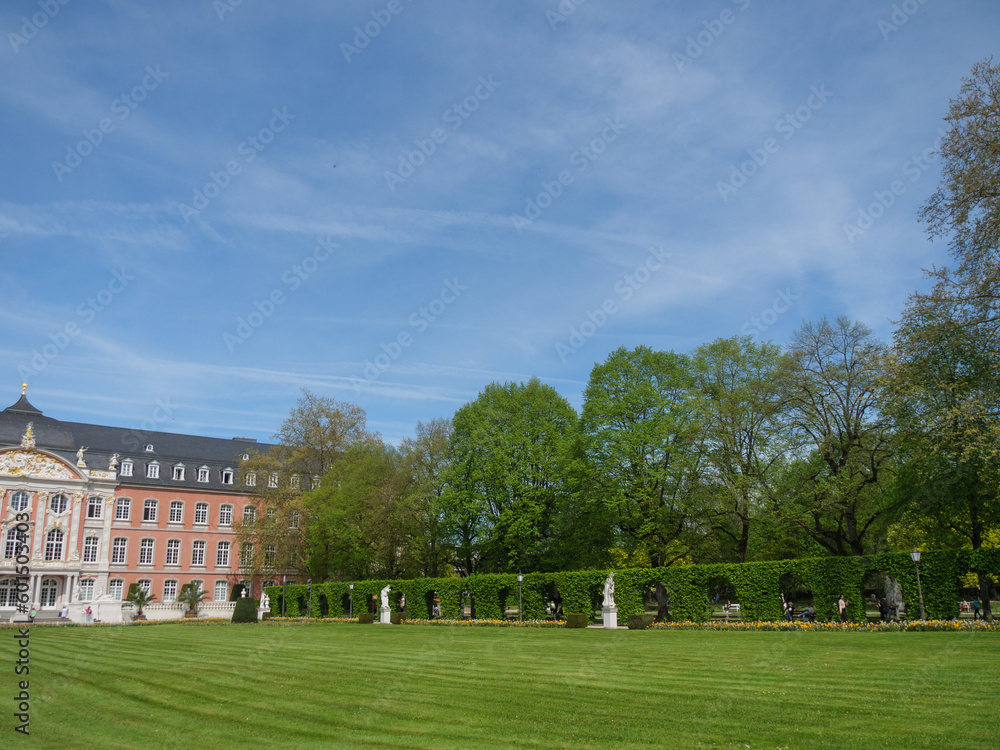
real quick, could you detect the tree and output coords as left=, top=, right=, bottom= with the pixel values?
left=776, top=317, right=896, bottom=556
left=443, top=378, right=577, bottom=573
left=919, top=56, right=1000, bottom=337
left=306, top=440, right=419, bottom=580
left=236, top=390, right=376, bottom=586
left=692, top=336, right=787, bottom=562
left=577, top=346, right=705, bottom=567
left=399, top=418, right=453, bottom=578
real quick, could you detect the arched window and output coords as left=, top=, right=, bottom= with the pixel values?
left=44, top=529, right=64, bottom=561
left=49, top=493, right=68, bottom=514
left=40, top=578, right=58, bottom=606
left=3, top=528, right=27, bottom=559
left=0, top=578, right=19, bottom=606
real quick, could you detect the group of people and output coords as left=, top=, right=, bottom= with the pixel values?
left=959, top=599, right=983, bottom=619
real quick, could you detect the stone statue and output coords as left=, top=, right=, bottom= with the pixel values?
left=603, top=571, right=616, bottom=609
left=261, top=592, right=270, bottom=610
left=109, top=453, right=120, bottom=470
left=76, top=446, right=88, bottom=467
left=380, top=584, right=391, bottom=609
left=20, top=422, right=35, bottom=449
left=241, top=588, right=248, bottom=597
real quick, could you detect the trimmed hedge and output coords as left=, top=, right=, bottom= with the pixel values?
left=264, top=549, right=999, bottom=626
left=627, top=613, right=655, bottom=630
left=565, top=613, right=589, bottom=628
left=232, top=597, right=258, bottom=624
left=357, top=613, right=374, bottom=624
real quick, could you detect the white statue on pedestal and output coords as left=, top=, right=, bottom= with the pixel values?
left=380, top=585, right=391, bottom=609
left=603, top=571, right=616, bottom=609
left=261, top=592, right=270, bottom=610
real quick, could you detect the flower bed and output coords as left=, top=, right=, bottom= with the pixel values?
left=647, top=619, right=1000, bottom=632
left=402, top=618, right=566, bottom=627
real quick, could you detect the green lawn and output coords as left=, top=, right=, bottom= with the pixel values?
left=15, top=622, right=1000, bottom=749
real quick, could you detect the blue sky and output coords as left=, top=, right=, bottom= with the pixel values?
left=0, top=0, right=996, bottom=445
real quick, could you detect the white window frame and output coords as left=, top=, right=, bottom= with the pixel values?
left=50, top=493, right=68, bottom=514
left=191, top=540, right=206, bottom=566
left=243, top=505, right=256, bottom=524
left=194, top=502, right=208, bottom=524
left=268, top=472, right=278, bottom=489
left=246, top=472, right=257, bottom=487
left=172, top=464, right=185, bottom=481
left=108, top=579, right=124, bottom=601
left=119, top=459, right=133, bottom=477
left=216, top=541, right=230, bottom=567
left=115, top=497, right=131, bottom=521
left=169, top=500, right=183, bottom=524
left=214, top=580, right=228, bottom=601
left=82, top=536, right=99, bottom=563
left=79, top=579, right=94, bottom=601
left=146, top=461, right=159, bottom=479
left=165, top=539, right=181, bottom=566
left=221, top=468, right=234, bottom=485
left=137, top=578, right=152, bottom=594
left=111, top=538, right=128, bottom=564
left=139, top=538, right=154, bottom=565
left=44, top=529, right=64, bottom=561
left=143, top=499, right=157, bottom=523
left=10, top=490, right=30, bottom=512
left=197, top=466, right=210, bottom=483
left=219, top=504, right=233, bottom=527
left=163, top=579, right=178, bottom=602
left=86, top=496, right=103, bottom=519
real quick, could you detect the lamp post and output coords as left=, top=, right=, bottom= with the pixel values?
left=349, top=583, right=354, bottom=618
left=281, top=575, right=287, bottom=617
left=307, top=578, right=312, bottom=619
left=911, top=549, right=926, bottom=621
left=517, top=572, right=523, bottom=623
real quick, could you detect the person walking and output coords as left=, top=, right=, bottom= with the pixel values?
left=972, top=598, right=980, bottom=621
left=838, top=594, right=848, bottom=622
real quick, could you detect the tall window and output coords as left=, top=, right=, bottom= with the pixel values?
left=10, top=490, right=29, bottom=512
left=143, top=499, right=157, bottom=522
left=115, top=497, right=131, bottom=521
left=172, top=465, right=185, bottom=481
left=111, top=538, right=128, bottom=564
left=79, top=579, right=94, bottom=601
left=216, top=541, right=230, bottom=567
left=240, top=542, right=254, bottom=567
left=40, top=578, right=57, bottom=606
left=191, top=540, right=206, bottom=566
left=0, top=579, right=17, bottom=606
left=289, top=511, right=301, bottom=530
left=165, top=539, right=181, bottom=565
left=83, top=536, right=99, bottom=563
left=169, top=501, right=183, bottom=524
left=119, top=459, right=133, bottom=477
left=219, top=504, right=233, bottom=526
left=49, top=493, right=68, bottom=514
left=265, top=544, right=277, bottom=567
left=194, top=502, right=208, bottom=524
left=163, top=580, right=178, bottom=602
left=243, top=505, right=256, bottom=524
left=87, top=496, right=103, bottom=519
left=3, top=528, right=27, bottom=559
left=137, top=579, right=152, bottom=594
left=139, top=538, right=154, bottom=565
left=44, top=529, right=64, bottom=561
left=108, top=579, right=124, bottom=600
left=214, top=580, right=228, bottom=601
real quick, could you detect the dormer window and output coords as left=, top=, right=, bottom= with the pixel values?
left=146, top=461, right=159, bottom=479
left=120, top=460, right=133, bottom=478
left=268, top=472, right=278, bottom=489
left=144, top=444, right=154, bottom=452
left=197, top=466, right=210, bottom=483
left=172, top=464, right=185, bottom=481
left=290, top=474, right=300, bottom=489
left=246, top=472, right=256, bottom=487
left=221, top=468, right=234, bottom=485
left=242, top=453, right=250, bottom=461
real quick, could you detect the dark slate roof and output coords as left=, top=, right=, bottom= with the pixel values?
left=0, top=394, right=272, bottom=493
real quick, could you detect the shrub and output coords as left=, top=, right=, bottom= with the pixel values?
left=565, top=613, right=589, bottom=628
left=357, top=613, right=374, bottom=624
left=627, top=613, right=655, bottom=630
left=390, top=612, right=407, bottom=625
left=232, top=597, right=258, bottom=624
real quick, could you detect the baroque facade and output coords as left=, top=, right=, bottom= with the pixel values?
left=0, top=386, right=280, bottom=623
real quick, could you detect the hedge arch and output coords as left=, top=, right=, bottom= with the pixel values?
left=264, top=549, right=1000, bottom=623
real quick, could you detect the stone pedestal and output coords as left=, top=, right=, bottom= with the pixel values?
left=380, top=606, right=391, bottom=624
left=602, top=605, right=618, bottom=629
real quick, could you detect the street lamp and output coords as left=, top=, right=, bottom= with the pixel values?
left=307, top=578, right=312, bottom=619
left=910, top=549, right=926, bottom=621
left=349, top=583, right=354, bottom=618
left=281, top=575, right=287, bottom=617
left=517, top=572, right=524, bottom=623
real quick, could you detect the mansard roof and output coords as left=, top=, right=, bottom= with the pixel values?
left=0, top=390, right=272, bottom=492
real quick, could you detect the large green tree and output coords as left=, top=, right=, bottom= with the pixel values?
left=399, top=418, right=453, bottom=578
left=443, top=378, right=577, bottom=573
left=776, top=317, right=896, bottom=556
left=577, top=346, right=705, bottom=567
left=692, top=336, right=787, bottom=562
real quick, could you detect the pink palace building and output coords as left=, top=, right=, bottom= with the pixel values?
left=0, top=386, right=283, bottom=623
